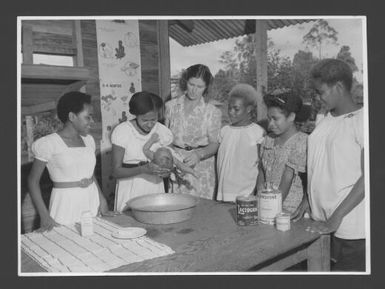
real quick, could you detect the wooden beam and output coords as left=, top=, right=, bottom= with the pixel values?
left=21, top=83, right=68, bottom=107
left=61, top=80, right=87, bottom=95
left=22, top=23, right=34, bottom=64
left=307, top=235, right=331, bottom=271
left=22, top=64, right=91, bottom=81
left=33, top=31, right=75, bottom=55
left=258, top=249, right=307, bottom=271
left=25, top=115, right=35, bottom=162
left=22, top=101, right=56, bottom=115
left=72, top=20, right=84, bottom=67
left=254, top=20, right=268, bottom=121
left=22, top=20, right=73, bottom=36
left=157, top=20, right=171, bottom=103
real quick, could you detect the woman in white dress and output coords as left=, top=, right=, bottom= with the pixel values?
left=28, top=92, right=113, bottom=232
left=216, top=84, right=265, bottom=202
left=111, top=91, right=172, bottom=212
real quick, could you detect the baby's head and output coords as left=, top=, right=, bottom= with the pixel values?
left=153, top=147, right=174, bottom=170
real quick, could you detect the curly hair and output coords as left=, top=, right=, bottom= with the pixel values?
left=229, top=83, right=258, bottom=106
left=56, top=91, right=92, bottom=123
left=310, top=58, right=353, bottom=91
left=179, top=64, right=213, bottom=95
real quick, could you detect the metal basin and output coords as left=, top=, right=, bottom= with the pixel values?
left=127, top=193, right=198, bottom=224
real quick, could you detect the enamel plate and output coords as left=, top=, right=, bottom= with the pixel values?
left=111, top=227, right=147, bottom=239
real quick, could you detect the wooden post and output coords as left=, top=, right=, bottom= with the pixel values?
left=22, top=23, right=34, bottom=64
left=254, top=20, right=268, bottom=121
left=25, top=115, right=35, bottom=162
left=157, top=20, right=171, bottom=114
left=72, top=20, right=84, bottom=67
left=307, top=234, right=331, bottom=271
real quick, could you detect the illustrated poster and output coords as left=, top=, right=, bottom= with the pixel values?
left=96, top=20, right=142, bottom=195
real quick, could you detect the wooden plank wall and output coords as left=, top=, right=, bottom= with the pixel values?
left=21, top=19, right=162, bottom=232
left=23, top=20, right=75, bottom=55
left=21, top=19, right=160, bottom=122
left=138, top=20, right=160, bottom=95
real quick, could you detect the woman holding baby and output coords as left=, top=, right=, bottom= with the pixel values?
left=111, top=91, right=173, bottom=212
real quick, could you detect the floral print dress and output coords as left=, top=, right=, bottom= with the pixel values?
left=165, top=95, right=222, bottom=199
left=260, top=131, right=307, bottom=213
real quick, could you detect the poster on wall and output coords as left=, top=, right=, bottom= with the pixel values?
left=96, top=20, right=142, bottom=195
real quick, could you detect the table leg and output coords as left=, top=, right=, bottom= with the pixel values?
left=307, top=234, right=331, bottom=271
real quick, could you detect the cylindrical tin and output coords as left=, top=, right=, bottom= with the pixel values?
left=236, top=195, right=258, bottom=226
left=276, top=212, right=291, bottom=231
left=257, top=188, right=282, bottom=225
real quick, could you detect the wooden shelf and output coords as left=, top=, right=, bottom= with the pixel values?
left=22, top=101, right=56, bottom=115
left=21, top=64, right=91, bottom=84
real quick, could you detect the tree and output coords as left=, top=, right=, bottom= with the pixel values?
left=234, top=35, right=257, bottom=85
left=336, top=45, right=358, bottom=72
left=212, top=69, right=238, bottom=103
left=218, top=51, right=238, bottom=72
left=215, top=36, right=298, bottom=98
left=292, top=50, right=318, bottom=102
left=267, top=48, right=293, bottom=92
left=303, top=19, right=338, bottom=59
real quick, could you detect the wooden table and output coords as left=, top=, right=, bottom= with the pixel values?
left=21, top=199, right=330, bottom=272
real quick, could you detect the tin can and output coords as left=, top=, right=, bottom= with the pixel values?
left=276, top=212, right=291, bottom=231
left=236, top=195, right=258, bottom=226
left=257, top=188, right=282, bottom=225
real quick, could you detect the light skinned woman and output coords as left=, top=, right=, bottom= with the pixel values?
left=165, top=64, right=222, bottom=199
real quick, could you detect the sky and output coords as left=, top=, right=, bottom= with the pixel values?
left=170, top=18, right=365, bottom=83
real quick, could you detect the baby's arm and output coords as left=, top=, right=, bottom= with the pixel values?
left=174, top=158, right=198, bottom=177
left=143, top=133, right=160, bottom=161
left=168, top=148, right=197, bottom=177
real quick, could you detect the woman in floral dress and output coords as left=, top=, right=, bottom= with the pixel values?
left=165, top=64, right=222, bottom=199
left=255, top=91, right=310, bottom=214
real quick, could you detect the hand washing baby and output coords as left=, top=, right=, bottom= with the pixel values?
left=143, top=133, right=197, bottom=178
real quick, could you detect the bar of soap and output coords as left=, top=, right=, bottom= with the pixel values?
left=111, top=227, right=146, bottom=239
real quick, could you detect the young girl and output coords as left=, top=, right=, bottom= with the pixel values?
left=255, top=90, right=309, bottom=214
left=27, top=92, right=113, bottom=232
left=111, top=91, right=172, bottom=212
left=217, top=84, right=265, bottom=202
left=306, top=59, right=365, bottom=271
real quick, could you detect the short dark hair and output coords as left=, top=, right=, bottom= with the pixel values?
left=310, top=58, right=353, bottom=91
left=56, top=91, right=92, bottom=123
left=264, top=91, right=309, bottom=122
left=179, top=64, right=213, bottom=95
left=129, top=91, right=163, bottom=116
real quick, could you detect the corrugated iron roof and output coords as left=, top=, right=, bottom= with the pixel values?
left=169, top=19, right=316, bottom=47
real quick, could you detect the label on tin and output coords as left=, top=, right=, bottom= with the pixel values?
left=276, top=213, right=290, bottom=231
left=257, top=189, right=282, bottom=225
left=236, top=195, right=258, bottom=226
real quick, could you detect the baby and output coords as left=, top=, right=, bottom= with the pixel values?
left=143, top=133, right=197, bottom=177
left=152, top=147, right=174, bottom=170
